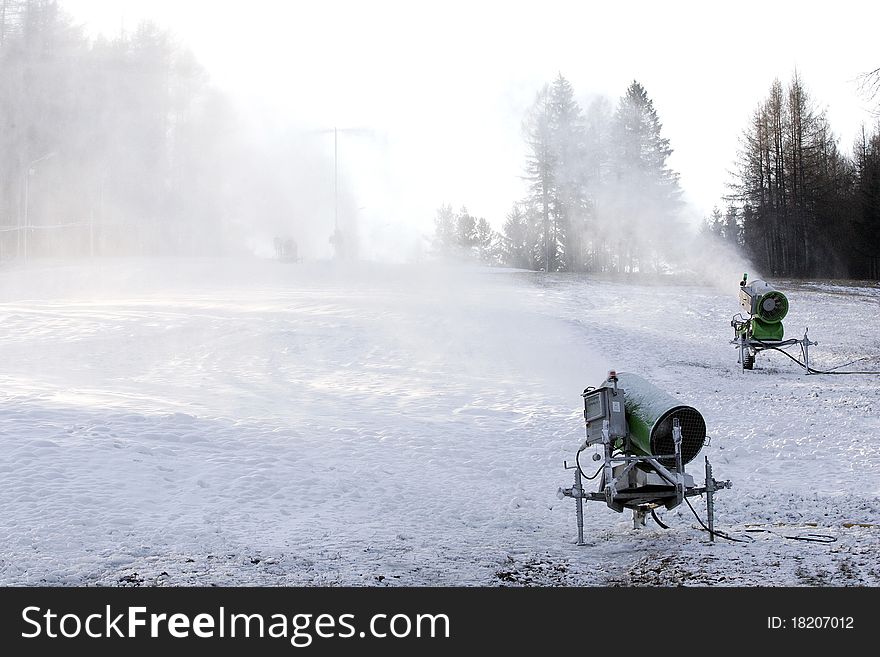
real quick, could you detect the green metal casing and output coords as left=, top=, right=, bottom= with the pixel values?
left=749, top=317, right=784, bottom=341
left=609, top=373, right=706, bottom=466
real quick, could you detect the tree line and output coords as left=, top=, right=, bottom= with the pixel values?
left=433, top=75, right=684, bottom=273
left=0, top=0, right=248, bottom=260
left=3, top=2, right=876, bottom=276
left=437, top=71, right=880, bottom=281
left=710, top=73, right=880, bottom=279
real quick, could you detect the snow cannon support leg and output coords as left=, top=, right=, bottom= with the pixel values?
left=632, top=508, right=647, bottom=529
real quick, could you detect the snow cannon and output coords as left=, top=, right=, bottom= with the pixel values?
left=731, top=273, right=816, bottom=370
left=559, top=371, right=730, bottom=542
left=738, top=275, right=788, bottom=340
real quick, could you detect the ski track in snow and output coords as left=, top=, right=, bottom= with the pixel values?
left=0, top=259, right=877, bottom=586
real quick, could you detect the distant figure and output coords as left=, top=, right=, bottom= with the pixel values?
left=274, top=236, right=299, bottom=262
left=284, top=239, right=297, bottom=261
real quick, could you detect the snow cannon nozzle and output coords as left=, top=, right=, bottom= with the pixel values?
left=740, top=273, right=748, bottom=287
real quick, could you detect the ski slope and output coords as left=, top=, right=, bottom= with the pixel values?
left=1, top=259, right=878, bottom=586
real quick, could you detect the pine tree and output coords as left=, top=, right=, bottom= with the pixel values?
left=522, top=84, right=555, bottom=271
left=607, top=81, right=682, bottom=272
left=705, top=206, right=723, bottom=237
left=548, top=74, right=588, bottom=271
left=474, top=216, right=498, bottom=265
left=432, top=203, right=456, bottom=256
left=521, top=74, right=590, bottom=272
left=455, top=206, right=477, bottom=254
left=432, top=204, right=499, bottom=265
left=501, top=203, right=532, bottom=269
left=583, top=97, right=612, bottom=271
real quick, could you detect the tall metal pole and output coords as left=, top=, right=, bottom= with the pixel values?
left=22, top=152, right=55, bottom=263
left=23, top=167, right=29, bottom=262
left=17, top=180, right=22, bottom=258
left=334, top=127, right=338, bottom=232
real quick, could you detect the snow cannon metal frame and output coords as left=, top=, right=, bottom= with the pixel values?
left=558, top=371, right=731, bottom=543
left=730, top=273, right=816, bottom=371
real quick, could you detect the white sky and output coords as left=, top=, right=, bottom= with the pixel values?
left=64, top=0, right=879, bottom=237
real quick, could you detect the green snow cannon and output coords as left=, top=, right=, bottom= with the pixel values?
left=738, top=275, right=788, bottom=341
left=610, top=372, right=706, bottom=466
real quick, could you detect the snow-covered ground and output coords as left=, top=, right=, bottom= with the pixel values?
left=1, top=258, right=878, bottom=586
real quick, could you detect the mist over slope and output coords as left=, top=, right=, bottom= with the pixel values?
left=0, top=259, right=877, bottom=586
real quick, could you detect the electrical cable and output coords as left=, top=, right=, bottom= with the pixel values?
left=650, top=508, right=669, bottom=529
left=799, top=343, right=871, bottom=373
left=744, top=528, right=837, bottom=543
left=683, top=495, right=837, bottom=544
left=751, top=338, right=880, bottom=375
left=575, top=447, right=604, bottom=481
left=575, top=444, right=622, bottom=482
left=787, top=534, right=838, bottom=543
left=731, top=314, right=750, bottom=333
left=580, top=450, right=837, bottom=544
left=683, top=495, right=754, bottom=543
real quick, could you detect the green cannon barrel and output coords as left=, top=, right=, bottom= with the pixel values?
left=613, top=373, right=706, bottom=466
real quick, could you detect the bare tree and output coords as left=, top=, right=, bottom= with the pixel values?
left=858, top=66, right=880, bottom=112
left=733, top=73, right=855, bottom=277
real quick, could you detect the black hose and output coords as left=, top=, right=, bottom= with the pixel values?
left=683, top=495, right=754, bottom=543
left=650, top=508, right=669, bottom=529
left=575, top=447, right=604, bottom=481
left=745, top=528, right=837, bottom=543
left=752, top=338, right=880, bottom=375
left=785, top=534, right=837, bottom=543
